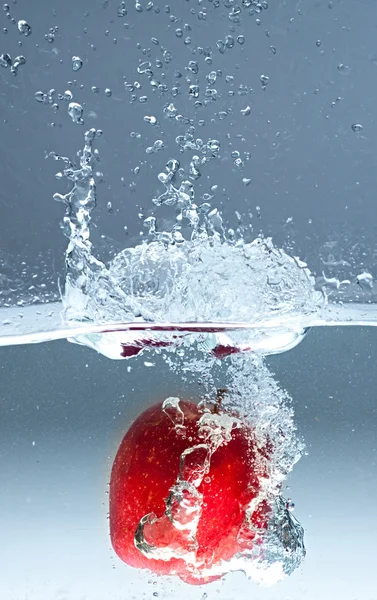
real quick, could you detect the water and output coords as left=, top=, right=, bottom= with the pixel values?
left=1, top=327, right=377, bottom=599
left=1, top=299, right=377, bottom=351
left=1, top=0, right=377, bottom=598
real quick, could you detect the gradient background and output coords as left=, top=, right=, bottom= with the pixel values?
left=1, top=0, right=377, bottom=598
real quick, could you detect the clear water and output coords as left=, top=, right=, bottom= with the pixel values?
left=1, top=0, right=377, bottom=598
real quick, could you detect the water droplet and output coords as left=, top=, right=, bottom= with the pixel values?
left=146, top=139, right=164, bottom=154
left=188, top=60, right=199, bottom=74
left=188, top=84, right=199, bottom=98
left=189, top=160, right=201, bottom=180
left=143, top=216, right=156, bottom=234
left=144, top=115, right=157, bottom=125
left=0, top=52, right=11, bottom=68
left=62, top=89, right=73, bottom=101
left=137, top=60, right=151, bottom=74
left=356, top=271, right=373, bottom=289
left=207, top=70, right=217, bottom=84
left=68, top=101, right=84, bottom=124
left=117, top=1, right=127, bottom=17
left=162, top=397, right=185, bottom=428
left=72, top=56, right=83, bottom=71
left=35, top=90, right=46, bottom=103
left=164, top=102, right=177, bottom=118
left=10, top=54, right=25, bottom=75
left=17, top=19, right=31, bottom=36
left=351, top=123, right=363, bottom=133
left=337, top=63, right=349, bottom=74
left=225, top=35, right=235, bottom=48
left=286, top=498, right=295, bottom=512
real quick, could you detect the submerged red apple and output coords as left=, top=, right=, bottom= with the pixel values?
left=109, top=396, right=272, bottom=585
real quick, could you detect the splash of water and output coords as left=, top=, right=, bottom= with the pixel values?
left=134, top=358, right=305, bottom=585
left=50, top=126, right=324, bottom=360
left=46, top=1, right=321, bottom=586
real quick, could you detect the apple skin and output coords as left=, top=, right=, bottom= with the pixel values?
left=109, top=399, right=270, bottom=585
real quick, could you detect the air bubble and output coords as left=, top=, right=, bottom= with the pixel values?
left=351, top=123, right=363, bottom=133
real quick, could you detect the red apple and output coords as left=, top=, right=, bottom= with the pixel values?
left=109, top=397, right=271, bottom=585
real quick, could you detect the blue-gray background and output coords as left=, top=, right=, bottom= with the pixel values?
left=1, top=0, right=377, bottom=598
